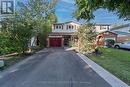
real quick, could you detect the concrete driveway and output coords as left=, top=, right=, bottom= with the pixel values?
left=0, top=48, right=111, bottom=87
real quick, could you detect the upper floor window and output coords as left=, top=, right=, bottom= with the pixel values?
left=100, top=26, right=107, bottom=30
left=59, top=26, right=61, bottom=29
left=54, top=25, right=63, bottom=29
left=67, top=25, right=74, bottom=29
left=56, top=25, right=58, bottom=29
left=69, top=25, right=71, bottom=29
left=72, top=26, right=74, bottom=29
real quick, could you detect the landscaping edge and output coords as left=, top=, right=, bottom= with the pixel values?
left=77, top=53, right=130, bottom=87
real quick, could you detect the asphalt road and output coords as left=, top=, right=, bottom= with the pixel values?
left=0, top=48, right=112, bottom=87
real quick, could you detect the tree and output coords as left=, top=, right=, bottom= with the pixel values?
left=0, top=0, right=57, bottom=54
left=17, top=0, right=57, bottom=47
left=0, top=32, right=12, bottom=55
left=0, top=16, right=34, bottom=53
left=76, top=23, right=96, bottom=53
left=75, top=0, right=130, bottom=21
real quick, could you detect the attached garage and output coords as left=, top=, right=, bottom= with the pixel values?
left=47, top=35, right=64, bottom=47
left=96, top=31, right=117, bottom=46
left=47, top=32, right=75, bottom=47
left=49, top=38, right=62, bottom=47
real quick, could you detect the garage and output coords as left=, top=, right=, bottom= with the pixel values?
left=49, top=38, right=62, bottom=47
left=96, top=31, right=117, bottom=46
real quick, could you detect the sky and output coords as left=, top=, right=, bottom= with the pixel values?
left=56, top=0, right=130, bottom=24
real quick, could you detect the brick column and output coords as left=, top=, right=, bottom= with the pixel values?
left=47, top=38, right=49, bottom=47
left=62, top=38, right=64, bottom=47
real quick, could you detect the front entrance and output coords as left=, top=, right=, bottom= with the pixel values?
left=63, top=35, right=71, bottom=46
left=49, top=38, right=62, bottom=47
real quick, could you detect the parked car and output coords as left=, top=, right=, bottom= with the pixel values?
left=114, top=41, right=130, bottom=49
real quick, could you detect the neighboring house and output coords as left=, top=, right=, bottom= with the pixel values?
left=95, top=24, right=116, bottom=46
left=96, top=31, right=117, bottom=46
left=47, top=21, right=80, bottom=47
left=110, top=23, right=130, bottom=42
left=95, top=24, right=110, bottom=33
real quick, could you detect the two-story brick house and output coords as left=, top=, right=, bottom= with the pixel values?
left=47, top=21, right=80, bottom=47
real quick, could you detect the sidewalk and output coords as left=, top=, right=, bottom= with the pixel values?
left=77, top=53, right=130, bottom=87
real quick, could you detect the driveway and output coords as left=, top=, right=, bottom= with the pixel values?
left=0, top=48, right=111, bottom=87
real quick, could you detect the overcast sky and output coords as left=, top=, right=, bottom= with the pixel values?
left=56, top=0, right=130, bottom=24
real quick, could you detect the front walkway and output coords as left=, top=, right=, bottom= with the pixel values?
left=0, top=48, right=111, bottom=87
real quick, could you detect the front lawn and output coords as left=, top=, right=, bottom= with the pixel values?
left=87, top=48, right=130, bottom=85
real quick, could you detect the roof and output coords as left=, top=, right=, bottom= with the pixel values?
left=110, top=23, right=130, bottom=30
left=95, top=24, right=110, bottom=26
left=53, top=21, right=80, bottom=25
left=49, top=32, right=76, bottom=36
left=112, top=31, right=130, bottom=36
left=98, top=31, right=118, bottom=35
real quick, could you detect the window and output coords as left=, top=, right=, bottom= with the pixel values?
left=69, top=25, right=71, bottom=29
left=1, top=1, right=14, bottom=14
left=107, top=26, right=110, bottom=30
left=59, top=26, right=61, bottom=29
left=56, top=25, right=58, bottom=29
left=100, top=26, right=107, bottom=30
left=72, top=26, right=74, bottom=29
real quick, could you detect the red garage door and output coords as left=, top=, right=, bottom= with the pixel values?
left=49, top=38, right=62, bottom=47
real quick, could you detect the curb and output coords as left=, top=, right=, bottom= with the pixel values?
left=77, top=53, right=130, bottom=87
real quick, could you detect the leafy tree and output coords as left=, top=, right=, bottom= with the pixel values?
left=76, top=23, right=97, bottom=53
left=75, top=0, right=130, bottom=21
left=0, top=16, right=34, bottom=53
left=17, top=0, right=57, bottom=47
left=0, top=0, right=57, bottom=54
left=0, top=32, right=12, bottom=55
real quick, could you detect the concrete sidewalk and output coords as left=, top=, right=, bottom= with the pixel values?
left=77, top=53, right=130, bottom=87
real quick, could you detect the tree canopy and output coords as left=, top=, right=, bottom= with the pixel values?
left=17, top=0, right=57, bottom=31
left=75, top=0, right=130, bottom=21
left=0, top=0, right=57, bottom=55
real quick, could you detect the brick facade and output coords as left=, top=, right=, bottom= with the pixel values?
left=117, top=36, right=130, bottom=43
left=96, top=31, right=117, bottom=46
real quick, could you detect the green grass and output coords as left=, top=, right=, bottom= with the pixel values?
left=87, top=48, right=130, bottom=85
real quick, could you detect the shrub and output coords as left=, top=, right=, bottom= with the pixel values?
left=105, top=39, right=115, bottom=48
